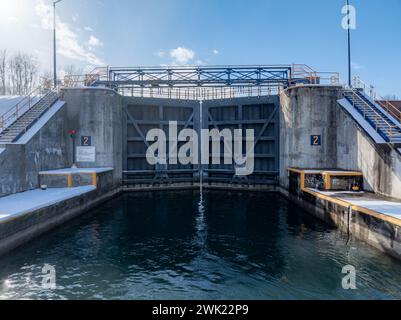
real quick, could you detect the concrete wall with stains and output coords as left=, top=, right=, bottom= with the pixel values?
left=61, top=88, right=123, bottom=184
left=279, top=85, right=343, bottom=187
left=336, top=107, right=401, bottom=199
left=0, top=104, right=70, bottom=196
left=0, top=88, right=123, bottom=197
left=280, top=85, right=401, bottom=200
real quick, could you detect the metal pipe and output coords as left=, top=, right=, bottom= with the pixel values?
left=347, top=0, right=352, bottom=87
left=53, top=0, right=63, bottom=88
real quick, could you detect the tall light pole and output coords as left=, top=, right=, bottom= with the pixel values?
left=346, top=0, right=352, bottom=87
left=53, top=0, right=63, bottom=87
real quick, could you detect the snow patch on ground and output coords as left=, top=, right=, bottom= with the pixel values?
left=0, top=96, right=23, bottom=114
left=0, top=186, right=96, bottom=222
left=0, top=96, right=41, bottom=132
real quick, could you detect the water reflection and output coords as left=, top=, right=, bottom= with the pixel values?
left=0, top=191, right=401, bottom=300
left=193, top=188, right=208, bottom=250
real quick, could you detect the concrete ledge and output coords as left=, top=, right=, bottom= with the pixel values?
left=0, top=187, right=121, bottom=257
left=39, top=168, right=114, bottom=188
left=280, top=186, right=401, bottom=261
left=0, top=168, right=120, bottom=257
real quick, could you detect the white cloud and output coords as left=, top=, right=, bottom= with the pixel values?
left=170, top=47, right=195, bottom=65
left=88, top=35, right=103, bottom=48
left=351, top=61, right=364, bottom=70
left=35, top=0, right=104, bottom=66
left=84, top=26, right=94, bottom=32
left=212, top=49, right=219, bottom=55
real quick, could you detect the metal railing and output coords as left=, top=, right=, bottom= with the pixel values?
left=117, top=85, right=282, bottom=100
left=291, top=64, right=341, bottom=85
left=61, top=64, right=341, bottom=98
left=0, top=87, right=45, bottom=133
left=0, top=87, right=59, bottom=143
left=345, top=88, right=397, bottom=143
left=353, top=76, right=401, bottom=124
left=378, top=100, right=401, bottom=123
left=62, top=66, right=109, bottom=88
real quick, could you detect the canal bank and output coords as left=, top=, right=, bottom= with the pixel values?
left=0, top=82, right=401, bottom=262
left=1, top=190, right=401, bottom=300
left=0, top=168, right=120, bottom=257
left=280, top=168, right=401, bottom=261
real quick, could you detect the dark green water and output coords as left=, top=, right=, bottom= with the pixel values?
left=1, top=191, right=401, bottom=300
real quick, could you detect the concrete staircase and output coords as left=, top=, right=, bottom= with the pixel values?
left=343, top=89, right=401, bottom=144
left=0, top=90, right=59, bottom=144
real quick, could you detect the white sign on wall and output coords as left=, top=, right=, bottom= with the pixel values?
left=76, top=146, right=96, bottom=163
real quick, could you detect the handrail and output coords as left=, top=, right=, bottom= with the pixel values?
left=345, top=88, right=397, bottom=143
left=291, top=64, right=340, bottom=85
left=353, top=76, right=401, bottom=123
left=377, top=100, right=401, bottom=123
left=353, top=76, right=376, bottom=99
left=117, top=85, right=282, bottom=100
left=0, top=86, right=45, bottom=133
left=0, top=87, right=59, bottom=142
left=63, top=66, right=109, bottom=88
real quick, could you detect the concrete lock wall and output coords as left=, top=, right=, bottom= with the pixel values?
left=0, top=88, right=123, bottom=197
left=336, top=107, right=401, bottom=199
left=61, top=88, right=123, bottom=185
left=279, top=85, right=342, bottom=187
left=0, top=105, right=70, bottom=197
left=1, top=84, right=401, bottom=199
left=279, top=85, right=401, bottom=200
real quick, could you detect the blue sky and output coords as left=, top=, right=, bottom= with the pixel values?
left=1, top=0, right=400, bottom=97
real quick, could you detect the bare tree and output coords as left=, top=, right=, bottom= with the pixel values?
left=63, top=64, right=83, bottom=87
left=8, top=52, right=39, bottom=95
left=40, top=70, right=53, bottom=91
left=0, top=50, right=6, bottom=95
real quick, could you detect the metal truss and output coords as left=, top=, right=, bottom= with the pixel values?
left=95, top=65, right=292, bottom=89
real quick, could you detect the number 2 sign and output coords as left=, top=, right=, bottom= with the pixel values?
left=311, top=135, right=322, bottom=146
left=81, top=136, right=92, bottom=147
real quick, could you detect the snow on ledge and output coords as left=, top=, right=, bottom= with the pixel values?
left=343, top=198, right=401, bottom=220
left=0, top=186, right=96, bottom=223
left=39, top=167, right=114, bottom=175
